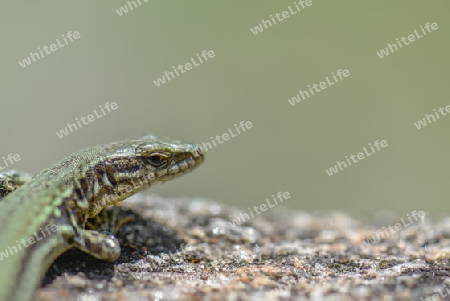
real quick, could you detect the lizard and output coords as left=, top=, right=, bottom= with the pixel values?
left=0, top=134, right=205, bottom=301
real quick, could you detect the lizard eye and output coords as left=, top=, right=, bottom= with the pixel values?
left=145, top=153, right=169, bottom=167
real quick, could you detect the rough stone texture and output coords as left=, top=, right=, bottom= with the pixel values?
left=36, top=194, right=450, bottom=301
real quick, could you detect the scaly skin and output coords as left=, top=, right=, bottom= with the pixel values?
left=0, top=135, right=204, bottom=301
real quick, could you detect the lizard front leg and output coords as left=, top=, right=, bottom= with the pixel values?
left=74, top=207, right=136, bottom=261
left=63, top=201, right=123, bottom=261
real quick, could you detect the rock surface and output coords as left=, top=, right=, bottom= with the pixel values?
left=37, top=194, right=450, bottom=301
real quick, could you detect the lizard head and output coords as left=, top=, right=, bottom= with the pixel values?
left=135, top=134, right=205, bottom=183
left=103, top=134, right=205, bottom=192
left=82, top=135, right=205, bottom=217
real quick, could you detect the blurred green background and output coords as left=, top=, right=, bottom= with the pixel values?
left=0, top=1, right=449, bottom=214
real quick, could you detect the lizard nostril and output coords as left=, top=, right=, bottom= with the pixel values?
left=195, top=147, right=203, bottom=157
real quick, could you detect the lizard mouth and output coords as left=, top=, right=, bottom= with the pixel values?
left=157, top=147, right=205, bottom=181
